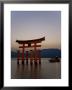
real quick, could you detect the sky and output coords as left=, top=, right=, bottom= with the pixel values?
left=11, top=11, right=61, bottom=51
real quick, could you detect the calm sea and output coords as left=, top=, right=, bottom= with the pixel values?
left=11, top=58, right=61, bottom=79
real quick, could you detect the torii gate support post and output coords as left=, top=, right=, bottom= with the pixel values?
left=22, top=44, right=25, bottom=64
left=34, top=43, right=37, bottom=65
left=17, top=50, right=20, bottom=64
left=30, top=50, right=33, bottom=65
left=26, top=51, right=28, bottom=64
left=38, top=50, right=41, bottom=64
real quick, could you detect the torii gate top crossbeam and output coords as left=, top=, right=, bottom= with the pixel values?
left=16, top=37, right=45, bottom=44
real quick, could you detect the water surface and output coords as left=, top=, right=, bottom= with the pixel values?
left=11, top=58, right=61, bottom=79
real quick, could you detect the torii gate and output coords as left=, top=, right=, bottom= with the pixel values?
left=16, top=37, right=45, bottom=65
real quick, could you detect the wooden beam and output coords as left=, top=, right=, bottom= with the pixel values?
left=16, top=37, right=45, bottom=44
left=19, top=45, right=41, bottom=48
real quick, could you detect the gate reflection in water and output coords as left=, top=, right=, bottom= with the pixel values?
left=11, top=58, right=61, bottom=79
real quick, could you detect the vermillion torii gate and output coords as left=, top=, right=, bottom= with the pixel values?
left=16, top=37, right=45, bottom=65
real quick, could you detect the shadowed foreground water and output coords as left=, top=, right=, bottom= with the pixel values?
left=11, top=58, right=61, bottom=79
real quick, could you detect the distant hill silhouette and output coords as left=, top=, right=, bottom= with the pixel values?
left=40, top=49, right=61, bottom=58
left=11, top=48, right=61, bottom=58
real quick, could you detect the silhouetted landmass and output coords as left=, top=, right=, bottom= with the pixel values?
left=41, top=49, right=61, bottom=58
left=11, top=48, right=61, bottom=58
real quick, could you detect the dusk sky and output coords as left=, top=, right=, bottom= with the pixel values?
left=11, top=11, right=61, bottom=51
